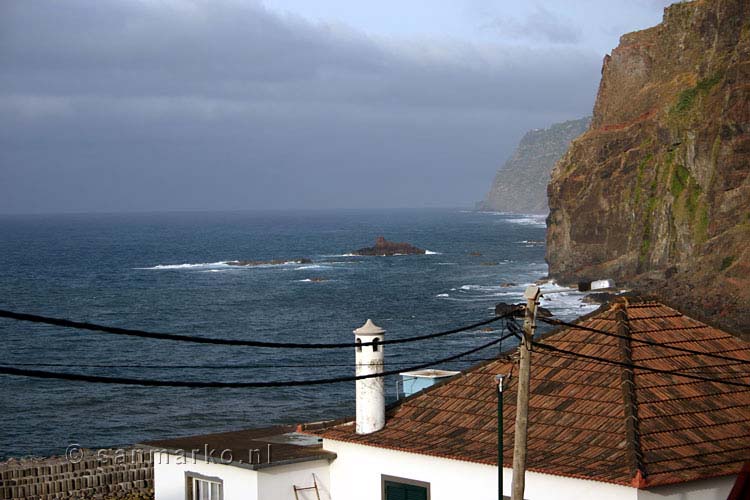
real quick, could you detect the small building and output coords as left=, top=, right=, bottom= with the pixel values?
left=590, top=278, right=615, bottom=290
left=149, top=300, right=750, bottom=500
left=143, top=427, right=335, bottom=500
left=399, top=369, right=459, bottom=398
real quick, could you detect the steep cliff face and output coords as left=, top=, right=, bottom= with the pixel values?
left=547, top=0, right=750, bottom=335
left=479, top=118, right=590, bottom=214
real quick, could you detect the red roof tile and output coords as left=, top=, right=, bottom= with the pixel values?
left=312, top=300, right=750, bottom=487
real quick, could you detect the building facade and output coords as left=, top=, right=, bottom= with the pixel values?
left=149, top=301, right=749, bottom=500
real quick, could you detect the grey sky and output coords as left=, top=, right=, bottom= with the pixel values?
left=0, top=0, right=671, bottom=214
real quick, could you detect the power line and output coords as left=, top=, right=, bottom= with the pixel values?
left=5, top=357, right=514, bottom=370
left=538, top=317, right=750, bottom=366
left=532, top=341, right=750, bottom=390
left=0, top=308, right=518, bottom=349
left=0, top=332, right=515, bottom=388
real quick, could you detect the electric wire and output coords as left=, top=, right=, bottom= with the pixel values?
left=0, top=332, right=515, bottom=388
left=3, top=356, right=518, bottom=370
left=538, top=316, right=750, bottom=366
left=505, top=318, right=750, bottom=388
left=532, top=340, right=750, bottom=389
left=0, top=308, right=518, bottom=349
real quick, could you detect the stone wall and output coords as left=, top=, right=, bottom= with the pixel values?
left=0, top=449, right=153, bottom=500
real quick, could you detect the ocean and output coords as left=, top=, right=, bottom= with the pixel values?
left=0, top=208, right=597, bottom=460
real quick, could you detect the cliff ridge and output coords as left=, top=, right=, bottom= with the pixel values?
left=547, top=0, right=750, bottom=335
left=480, top=118, right=590, bottom=214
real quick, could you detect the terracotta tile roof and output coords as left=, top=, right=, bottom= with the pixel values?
left=312, top=300, right=750, bottom=488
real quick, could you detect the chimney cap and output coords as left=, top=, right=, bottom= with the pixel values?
left=524, top=285, right=541, bottom=300
left=354, top=319, right=385, bottom=336
left=495, top=374, right=506, bottom=392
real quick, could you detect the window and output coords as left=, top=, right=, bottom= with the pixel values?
left=186, top=473, right=223, bottom=500
left=382, top=475, right=429, bottom=500
left=356, top=338, right=362, bottom=352
left=372, top=337, right=380, bottom=352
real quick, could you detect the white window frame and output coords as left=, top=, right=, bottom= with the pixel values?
left=186, top=472, right=223, bottom=500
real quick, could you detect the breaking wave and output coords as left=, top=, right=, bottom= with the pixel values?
left=451, top=279, right=599, bottom=320
left=505, top=216, right=547, bottom=228
left=136, top=261, right=229, bottom=270
left=137, top=260, right=311, bottom=270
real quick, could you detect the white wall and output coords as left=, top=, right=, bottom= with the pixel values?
left=153, top=452, right=258, bottom=500
left=637, top=475, right=736, bottom=500
left=257, top=459, right=332, bottom=500
left=153, top=443, right=737, bottom=500
left=153, top=452, right=332, bottom=500
left=323, top=439, right=636, bottom=500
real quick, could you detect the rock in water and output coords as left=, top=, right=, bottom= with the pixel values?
left=583, top=293, right=617, bottom=305
left=494, top=303, right=524, bottom=318
left=478, top=117, right=590, bottom=214
left=353, top=237, right=426, bottom=256
left=547, top=0, right=750, bottom=336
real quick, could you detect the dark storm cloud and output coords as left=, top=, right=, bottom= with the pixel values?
left=0, top=0, right=601, bottom=213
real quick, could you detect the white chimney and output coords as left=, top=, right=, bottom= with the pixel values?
left=354, top=319, right=385, bottom=434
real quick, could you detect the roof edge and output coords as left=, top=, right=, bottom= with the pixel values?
left=320, top=435, right=637, bottom=487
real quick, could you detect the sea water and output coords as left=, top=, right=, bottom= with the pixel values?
left=0, top=208, right=597, bottom=459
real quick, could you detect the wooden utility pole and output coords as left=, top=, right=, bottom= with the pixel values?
left=511, top=285, right=540, bottom=500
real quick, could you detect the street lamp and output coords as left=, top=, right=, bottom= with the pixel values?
left=496, top=374, right=506, bottom=500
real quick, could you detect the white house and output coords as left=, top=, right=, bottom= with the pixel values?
left=144, top=427, right=335, bottom=500
left=146, top=300, right=750, bottom=500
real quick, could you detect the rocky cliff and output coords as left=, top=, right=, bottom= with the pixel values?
left=479, top=117, right=590, bottom=214
left=547, top=0, right=750, bottom=335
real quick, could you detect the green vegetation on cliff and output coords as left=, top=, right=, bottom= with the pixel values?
left=671, top=73, right=724, bottom=115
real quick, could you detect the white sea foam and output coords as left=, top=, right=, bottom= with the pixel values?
left=535, top=279, right=599, bottom=318
left=505, top=216, right=547, bottom=228
left=438, top=296, right=501, bottom=303
left=424, top=250, right=440, bottom=255
left=247, top=260, right=308, bottom=268
left=452, top=278, right=598, bottom=320
left=137, top=261, right=229, bottom=270
left=436, top=293, right=450, bottom=298
left=295, top=265, right=328, bottom=271
left=459, top=284, right=504, bottom=292
left=137, top=259, right=315, bottom=270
